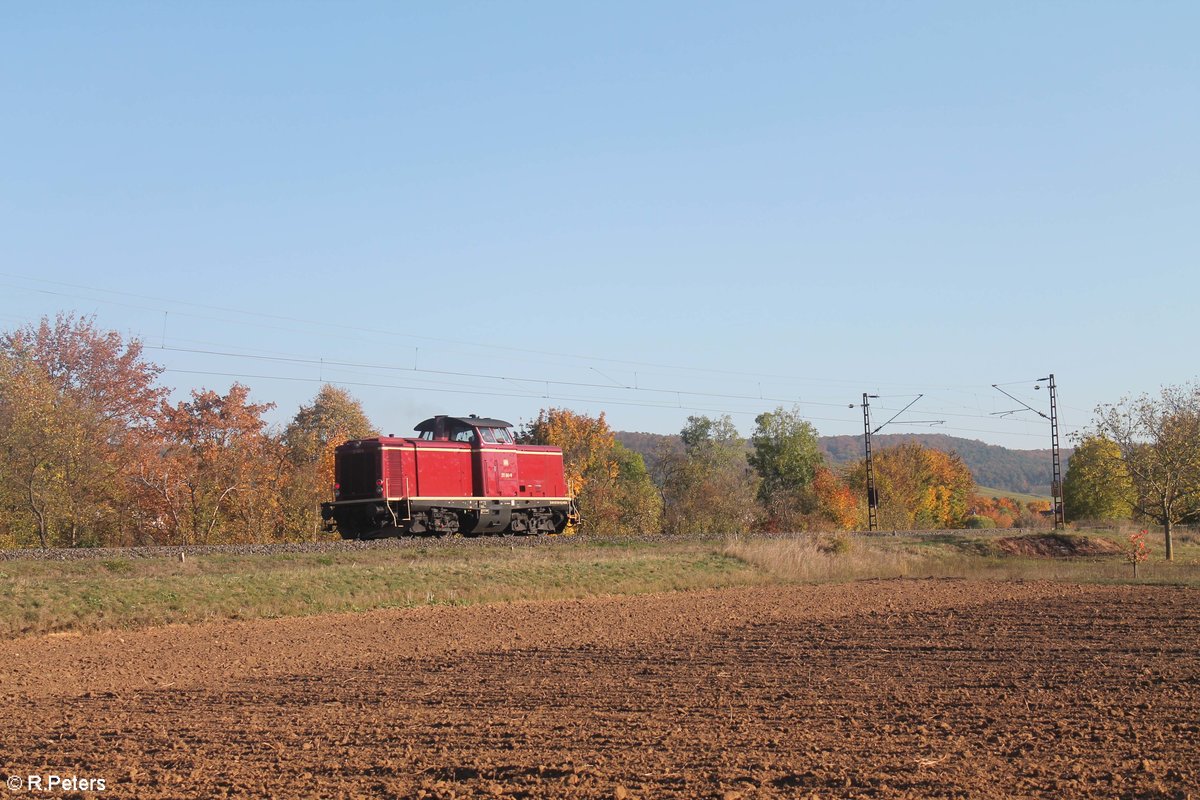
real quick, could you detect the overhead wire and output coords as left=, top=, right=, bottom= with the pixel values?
left=156, top=344, right=858, bottom=409
left=2, top=272, right=1084, bottom=441
left=0, top=272, right=1027, bottom=389
left=155, top=343, right=1082, bottom=435
left=161, top=368, right=858, bottom=424
left=160, top=364, right=1069, bottom=441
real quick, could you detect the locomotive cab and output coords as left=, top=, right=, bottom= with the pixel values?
left=415, top=414, right=509, bottom=444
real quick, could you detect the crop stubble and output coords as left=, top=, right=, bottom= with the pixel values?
left=1, top=580, right=1196, bottom=798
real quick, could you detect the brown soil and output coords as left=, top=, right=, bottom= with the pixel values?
left=995, top=533, right=1125, bottom=558
left=1, top=580, right=1197, bottom=799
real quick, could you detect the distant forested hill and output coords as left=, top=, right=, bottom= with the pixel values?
left=614, top=430, right=1066, bottom=497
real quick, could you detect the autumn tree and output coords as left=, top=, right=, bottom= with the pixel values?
left=967, top=493, right=1051, bottom=529
left=0, top=359, right=15, bottom=545
left=137, top=384, right=283, bottom=545
left=811, top=466, right=861, bottom=530
left=0, top=351, right=59, bottom=547
left=282, top=384, right=377, bottom=539
left=608, top=441, right=663, bottom=535
left=1092, top=384, right=1200, bottom=560
left=520, top=408, right=661, bottom=535
left=522, top=408, right=615, bottom=498
left=845, top=443, right=974, bottom=530
left=1020, top=499, right=1053, bottom=527
left=1025, top=499, right=1052, bottom=515
left=0, top=314, right=166, bottom=547
left=748, top=406, right=825, bottom=530
left=967, top=494, right=1016, bottom=528
left=658, top=415, right=759, bottom=536
left=1061, top=435, right=1135, bottom=523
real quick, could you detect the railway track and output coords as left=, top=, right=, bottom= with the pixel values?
left=0, top=527, right=1058, bottom=562
left=0, top=531, right=592, bottom=562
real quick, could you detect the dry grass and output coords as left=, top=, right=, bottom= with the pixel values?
left=723, top=530, right=1200, bottom=586
left=723, top=534, right=923, bottom=582
left=0, top=539, right=765, bottom=638
left=3, top=530, right=1198, bottom=638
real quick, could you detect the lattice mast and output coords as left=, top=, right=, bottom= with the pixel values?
left=862, top=393, right=879, bottom=532
left=1047, top=374, right=1065, bottom=529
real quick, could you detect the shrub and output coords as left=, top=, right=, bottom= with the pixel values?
left=826, top=535, right=853, bottom=555
left=965, top=515, right=997, bottom=530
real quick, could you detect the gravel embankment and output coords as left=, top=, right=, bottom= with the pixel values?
left=0, top=531, right=756, bottom=561
left=0, top=533, right=591, bottom=561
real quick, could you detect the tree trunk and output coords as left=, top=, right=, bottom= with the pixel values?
left=1164, top=518, right=1174, bottom=561
left=28, top=481, right=48, bottom=549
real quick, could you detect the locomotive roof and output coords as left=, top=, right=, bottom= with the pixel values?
left=413, top=415, right=513, bottom=432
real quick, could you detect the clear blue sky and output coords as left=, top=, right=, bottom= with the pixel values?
left=3, top=2, right=1197, bottom=449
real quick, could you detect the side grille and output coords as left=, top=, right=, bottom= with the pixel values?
left=336, top=447, right=380, bottom=500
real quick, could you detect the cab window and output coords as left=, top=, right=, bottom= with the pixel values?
left=480, top=428, right=497, bottom=443
left=452, top=427, right=476, bottom=443
left=494, top=427, right=513, bottom=444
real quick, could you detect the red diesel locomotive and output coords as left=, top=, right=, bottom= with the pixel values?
left=320, top=415, right=576, bottom=538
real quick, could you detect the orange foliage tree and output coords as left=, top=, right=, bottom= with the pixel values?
left=1026, top=499, right=1052, bottom=515
left=522, top=408, right=615, bottom=498
left=967, top=494, right=1053, bottom=529
left=520, top=408, right=660, bottom=535
left=1126, top=529, right=1149, bottom=577
left=968, top=494, right=1017, bottom=528
left=812, top=467, right=861, bottom=530
left=136, top=384, right=283, bottom=545
left=845, top=443, right=974, bottom=530
left=0, top=314, right=166, bottom=547
left=282, top=385, right=377, bottom=539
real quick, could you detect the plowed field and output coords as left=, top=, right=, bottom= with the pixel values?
left=2, top=579, right=1197, bottom=798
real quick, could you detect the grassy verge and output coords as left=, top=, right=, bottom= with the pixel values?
left=974, top=485, right=1052, bottom=503
left=724, top=529, right=1200, bottom=586
left=0, top=539, right=765, bottom=638
left=2, top=530, right=1197, bottom=638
